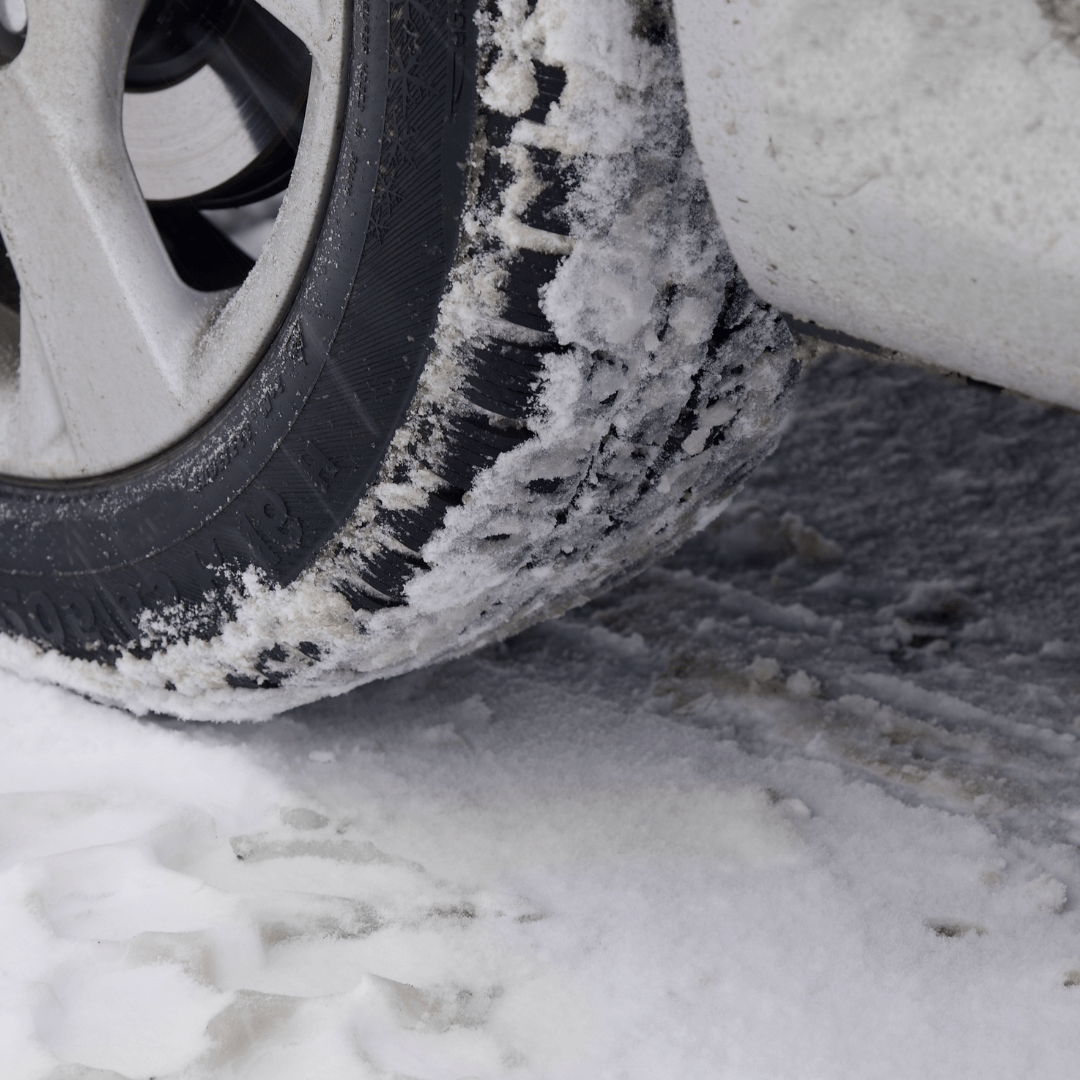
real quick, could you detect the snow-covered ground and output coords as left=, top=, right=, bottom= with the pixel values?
left=6, top=348, right=1080, bottom=1079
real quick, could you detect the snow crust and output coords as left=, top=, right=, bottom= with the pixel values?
left=5, top=351, right=1080, bottom=1077
left=0, top=0, right=793, bottom=719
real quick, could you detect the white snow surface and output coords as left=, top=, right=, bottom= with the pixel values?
left=6, top=350, right=1080, bottom=1078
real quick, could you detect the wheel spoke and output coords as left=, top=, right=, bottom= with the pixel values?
left=14, top=300, right=74, bottom=466
left=0, top=0, right=221, bottom=474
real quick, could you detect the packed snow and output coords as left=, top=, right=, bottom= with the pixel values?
left=5, top=348, right=1080, bottom=1078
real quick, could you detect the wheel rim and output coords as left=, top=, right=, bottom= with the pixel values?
left=0, top=0, right=348, bottom=479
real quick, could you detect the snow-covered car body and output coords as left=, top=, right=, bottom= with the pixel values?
left=675, top=0, right=1080, bottom=410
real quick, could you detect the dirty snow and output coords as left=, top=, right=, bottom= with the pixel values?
left=5, top=349, right=1080, bottom=1078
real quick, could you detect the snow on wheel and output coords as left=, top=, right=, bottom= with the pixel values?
left=0, top=0, right=797, bottom=719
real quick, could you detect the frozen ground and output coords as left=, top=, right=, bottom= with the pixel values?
left=5, top=348, right=1080, bottom=1078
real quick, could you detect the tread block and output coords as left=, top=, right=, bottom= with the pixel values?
left=500, top=250, right=563, bottom=332
left=463, top=376, right=533, bottom=419
left=522, top=62, right=567, bottom=123
left=433, top=414, right=534, bottom=489
left=473, top=342, right=548, bottom=373
left=333, top=578, right=397, bottom=612
left=376, top=495, right=454, bottom=553
left=508, top=249, right=563, bottom=288
left=356, top=546, right=426, bottom=601
left=469, top=362, right=538, bottom=395
left=479, top=144, right=515, bottom=204
left=519, top=145, right=572, bottom=235
left=484, top=111, right=517, bottom=149
left=462, top=339, right=559, bottom=417
left=452, top=415, right=534, bottom=455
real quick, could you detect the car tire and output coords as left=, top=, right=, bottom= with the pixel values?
left=0, top=0, right=799, bottom=719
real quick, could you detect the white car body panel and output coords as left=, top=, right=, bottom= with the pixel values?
left=674, top=0, right=1080, bottom=409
